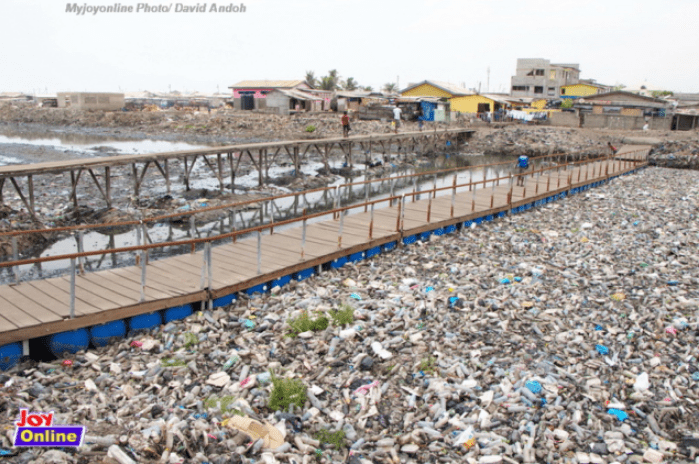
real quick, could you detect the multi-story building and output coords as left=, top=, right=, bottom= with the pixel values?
left=510, top=59, right=580, bottom=99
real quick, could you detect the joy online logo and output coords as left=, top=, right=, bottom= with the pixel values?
left=13, top=409, right=85, bottom=447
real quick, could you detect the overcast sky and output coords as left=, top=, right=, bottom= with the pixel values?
left=2, top=0, right=697, bottom=95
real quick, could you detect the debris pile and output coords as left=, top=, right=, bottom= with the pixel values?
left=2, top=166, right=699, bottom=463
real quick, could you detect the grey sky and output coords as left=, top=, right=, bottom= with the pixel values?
left=2, top=0, right=697, bottom=95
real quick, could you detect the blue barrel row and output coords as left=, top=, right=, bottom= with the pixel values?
left=0, top=303, right=195, bottom=371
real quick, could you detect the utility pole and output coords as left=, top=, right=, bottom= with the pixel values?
left=487, top=67, right=490, bottom=93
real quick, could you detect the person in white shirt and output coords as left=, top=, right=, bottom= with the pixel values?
left=392, top=106, right=402, bottom=134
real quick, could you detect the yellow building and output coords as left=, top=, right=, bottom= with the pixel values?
left=400, top=80, right=473, bottom=112
left=449, top=94, right=510, bottom=113
left=560, top=83, right=610, bottom=98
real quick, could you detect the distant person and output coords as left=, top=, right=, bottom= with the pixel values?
left=608, top=142, right=618, bottom=155
left=393, top=105, right=402, bottom=134
left=643, top=122, right=650, bottom=131
left=516, top=155, right=529, bottom=186
left=341, top=111, right=350, bottom=138
left=416, top=106, right=424, bottom=131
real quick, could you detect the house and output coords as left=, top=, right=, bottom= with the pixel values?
left=400, top=80, right=471, bottom=113
left=560, top=80, right=613, bottom=99
left=449, top=93, right=511, bottom=115
left=576, top=90, right=669, bottom=117
left=57, top=92, right=125, bottom=110
left=228, top=80, right=310, bottom=110
left=510, top=59, right=580, bottom=99
left=265, top=88, right=323, bottom=115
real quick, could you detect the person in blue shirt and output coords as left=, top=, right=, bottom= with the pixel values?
left=516, top=155, right=529, bottom=186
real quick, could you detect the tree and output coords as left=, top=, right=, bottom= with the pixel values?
left=383, top=83, right=398, bottom=93
left=318, top=69, right=342, bottom=91
left=363, top=85, right=373, bottom=92
left=343, top=77, right=358, bottom=91
left=560, top=99, right=574, bottom=109
left=305, top=71, right=317, bottom=89
left=319, top=76, right=336, bottom=91
left=613, top=84, right=626, bottom=91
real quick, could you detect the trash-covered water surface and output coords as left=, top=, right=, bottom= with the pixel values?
left=2, top=166, right=699, bottom=464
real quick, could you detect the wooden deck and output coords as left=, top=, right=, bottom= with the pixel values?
left=0, top=146, right=650, bottom=346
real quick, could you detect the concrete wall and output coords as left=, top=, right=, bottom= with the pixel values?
left=57, top=92, right=124, bottom=110
left=550, top=112, right=672, bottom=131
left=581, top=114, right=671, bottom=131
left=549, top=111, right=579, bottom=127
left=265, top=92, right=290, bottom=115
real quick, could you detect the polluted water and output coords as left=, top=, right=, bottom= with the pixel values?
left=2, top=166, right=699, bottom=464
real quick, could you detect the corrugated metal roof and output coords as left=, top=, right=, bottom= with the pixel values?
left=400, top=80, right=472, bottom=97
left=229, top=80, right=306, bottom=89
left=273, top=88, right=321, bottom=101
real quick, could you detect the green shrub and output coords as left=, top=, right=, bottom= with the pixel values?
left=418, top=356, right=437, bottom=375
left=287, top=311, right=329, bottom=337
left=315, top=428, right=346, bottom=449
left=305, top=125, right=316, bottom=133
left=161, top=358, right=186, bottom=367
left=204, top=395, right=244, bottom=415
left=330, top=304, right=354, bottom=326
left=183, top=332, right=199, bottom=349
left=268, top=376, right=307, bottom=411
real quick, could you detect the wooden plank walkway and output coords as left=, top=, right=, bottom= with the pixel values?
left=0, top=146, right=650, bottom=346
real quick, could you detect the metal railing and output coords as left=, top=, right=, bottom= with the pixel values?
left=0, top=148, right=648, bottom=318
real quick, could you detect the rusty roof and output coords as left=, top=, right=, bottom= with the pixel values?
left=229, top=80, right=306, bottom=89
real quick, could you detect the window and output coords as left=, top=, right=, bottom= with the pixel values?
left=561, top=88, right=566, bottom=95
left=512, top=85, right=527, bottom=92
left=534, top=86, right=544, bottom=94
left=548, top=87, right=556, bottom=96
left=535, top=69, right=545, bottom=76
left=550, top=70, right=556, bottom=79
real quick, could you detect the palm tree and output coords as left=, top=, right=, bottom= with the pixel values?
left=383, top=83, right=398, bottom=93
left=305, top=71, right=317, bottom=89
left=327, top=69, right=340, bottom=89
left=344, top=77, right=358, bottom=91
left=319, top=76, right=336, bottom=91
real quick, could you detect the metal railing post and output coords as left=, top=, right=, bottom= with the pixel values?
left=338, top=209, right=345, bottom=248
left=301, top=208, right=307, bottom=259
left=70, top=258, right=76, bottom=319
left=257, top=231, right=262, bottom=274
left=12, top=236, right=19, bottom=285
left=77, top=231, right=85, bottom=275
left=140, top=248, right=146, bottom=302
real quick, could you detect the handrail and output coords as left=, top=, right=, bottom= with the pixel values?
left=0, top=150, right=642, bottom=239
left=0, top=149, right=648, bottom=270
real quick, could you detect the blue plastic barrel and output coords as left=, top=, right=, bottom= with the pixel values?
left=329, top=257, right=348, bottom=269
left=382, top=241, right=397, bottom=252
left=129, top=312, right=162, bottom=332
left=295, top=267, right=316, bottom=281
left=348, top=252, right=365, bottom=263
left=271, top=275, right=292, bottom=289
left=163, top=304, right=194, bottom=322
left=246, top=283, right=269, bottom=295
left=365, top=247, right=381, bottom=258
left=90, top=320, right=126, bottom=347
left=49, top=329, right=90, bottom=356
left=403, top=235, right=417, bottom=245
left=0, top=343, right=22, bottom=371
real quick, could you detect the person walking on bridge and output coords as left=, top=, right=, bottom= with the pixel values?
left=392, top=105, right=402, bottom=134
left=608, top=142, right=618, bottom=155
left=516, top=155, right=529, bottom=186
left=341, top=111, right=351, bottom=138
